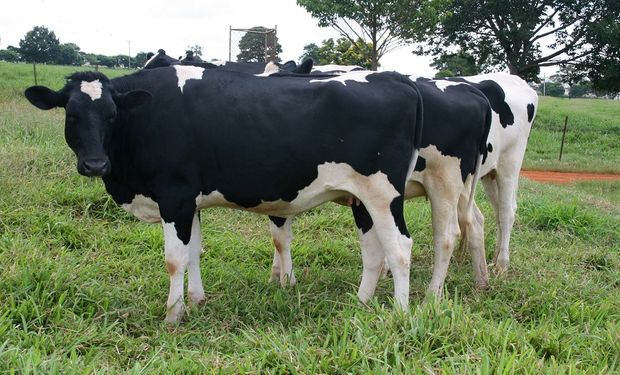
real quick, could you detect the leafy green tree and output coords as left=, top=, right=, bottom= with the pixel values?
left=415, top=0, right=610, bottom=81
left=187, top=45, right=203, bottom=59
left=576, top=0, right=620, bottom=94
left=431, top=50, right=480, bottom=78
left=569, top=83, right=592, bottom=98
left=544, top=82, right=565, bottom=97
left=301, top=38, right=373, bottom=68
left=19, top=26, right=60, bottom=63
left=56, top=43, right=83, bottom=66
left=298, top=0, right=444, bottom=70
left=300, top=43, right=320, bottom=63
left=0, top=49, right=21, bottom=62
left=134, top=52, right=149, bottom=67
left=237, top=26, right=281, bottom=63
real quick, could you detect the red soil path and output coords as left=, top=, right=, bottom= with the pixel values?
left=520, top=170, right=620, bottom=184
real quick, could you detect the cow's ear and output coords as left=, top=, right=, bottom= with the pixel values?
left=24, top=86, right=64, bottom=110
left=114, top=89, right=152, bottom=110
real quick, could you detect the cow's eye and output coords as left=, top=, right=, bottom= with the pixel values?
left=107, top=115, right=115, bottom=124
left=67, top=115, right=77, bottom=123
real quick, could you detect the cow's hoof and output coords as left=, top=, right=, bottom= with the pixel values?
left=280, top=272, right=297, bottom=287
left=475, top=279, right=489, bottom=290
left=188, top=291, right=206, bottom=305
left=165, top=301, right=185, bottom=324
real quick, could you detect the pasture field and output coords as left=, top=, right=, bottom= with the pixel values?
left=525, top=96, right=620, bottom=173
left=0, top=62, right=619, bottom=373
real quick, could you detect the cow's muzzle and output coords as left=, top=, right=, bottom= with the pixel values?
left=78, top=158, right=111, bottom=177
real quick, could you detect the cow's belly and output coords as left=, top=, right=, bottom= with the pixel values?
left=198, top=161, right=400, bottom=217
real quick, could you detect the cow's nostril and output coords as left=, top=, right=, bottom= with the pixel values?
left=82, top=159, right=110, bottom=176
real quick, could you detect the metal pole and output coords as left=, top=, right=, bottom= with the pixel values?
left=228, top=25, right=232, bottom=62
left=559, top=116, right=568, bottom=161
left=543, top=73, right=546, bottom=96
left=128, top=40, right=131, bottom=69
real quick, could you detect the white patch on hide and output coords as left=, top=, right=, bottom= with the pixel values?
left=406, top=145, right=463, bottom=199
left=194, top=162, right=399, bottom=217
left=429, top=79, right=468, bottom=92
left=80, top=80, right=102, bottom=101
left=312, top=64, right=362, bottom=73
left=174, top=65, right=205, bottom=93
left=122, top=194, right=161, bottom=223
left=310, top=71, right=372, bottom=86
left=143, top=54, right=158, bottom=68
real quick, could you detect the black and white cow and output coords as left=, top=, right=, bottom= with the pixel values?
left=143, top=49, right=313, bottom=75
left=269, top=73, right=537, bottom=289
left=268, top=75, right=493, bottom=297
left=25, top=67, right=423, bottom=323
left=445, top=73, right=538, bottom=272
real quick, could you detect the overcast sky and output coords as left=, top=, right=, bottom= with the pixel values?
left=1, top=0, right=556, bottom=77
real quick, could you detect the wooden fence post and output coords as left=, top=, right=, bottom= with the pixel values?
left=559, top=116, right=568, bottom=161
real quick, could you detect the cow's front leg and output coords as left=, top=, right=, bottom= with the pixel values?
left=268, top=216, right=296, bottom=287
left=160, top=198, right=199, bottom=324
left=187, top=212, right=205, bottom=304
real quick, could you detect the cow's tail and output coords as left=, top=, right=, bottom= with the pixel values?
left=406, top=82, right=424, bottom=180
left=467, top=95, right=493, bottom=215
left=467, top=153, right=483, bottom=216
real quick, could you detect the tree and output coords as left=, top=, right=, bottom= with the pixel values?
left=56, top=43, right=83, bottom=66
left=300, top=43, right=320, bottom=63
left=431, top=50, right=480, bottom=78
left=569, top=83, right=592, bottom=98
left=298, top=0, right=444, bottom=70
left=237, top=26, right=282, bottom=63
left=301, top=38, right=374, bottom=68
left=19, top=26, right=61, bottom=63
left=544, top=82, right=565, bottom=97
left=187, top=45, right=203, bottom=59
left=134, top=52, right=149, bottom=67
left=416, top=0, right=609, bottom=81
left=0, top=49, right=21, bottom=62
left=576, top=0, right=620, bottom=94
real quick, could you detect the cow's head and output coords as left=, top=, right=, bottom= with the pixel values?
left=144, top=49, right=180, bottom=69
left=25, top=71, right=151, bottom=177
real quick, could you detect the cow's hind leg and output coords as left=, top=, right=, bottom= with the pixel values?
left=351, top=203, right=385, bottom=304
left=425, top=177, right=461, bottom=298
left=458, top=196, right=488, bottom=290
left=483, top=170, right=518, bottom=274
left=360, top=196, right=412, bottom=309
left=268, top=216, right=296, bottom=287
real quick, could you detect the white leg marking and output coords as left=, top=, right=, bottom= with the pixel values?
left=269, top=217, right=296, bottom=287
left=494, top=172, right=519, bottom=273
left=162, top=214, right=201, bottom=324
left=186, top=214, right=205, bottom=304
left=425, top=178, right=462, bottom=297
left=357, top=228, right=385, bottom=303
left=458, top=193, right=489, bottom=289
left=362, top=203, right=412, bottom=309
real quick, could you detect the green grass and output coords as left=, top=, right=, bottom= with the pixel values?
left=524, top=96, right=620, bottom=173
left=0, top=62, right=619, bottom=372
